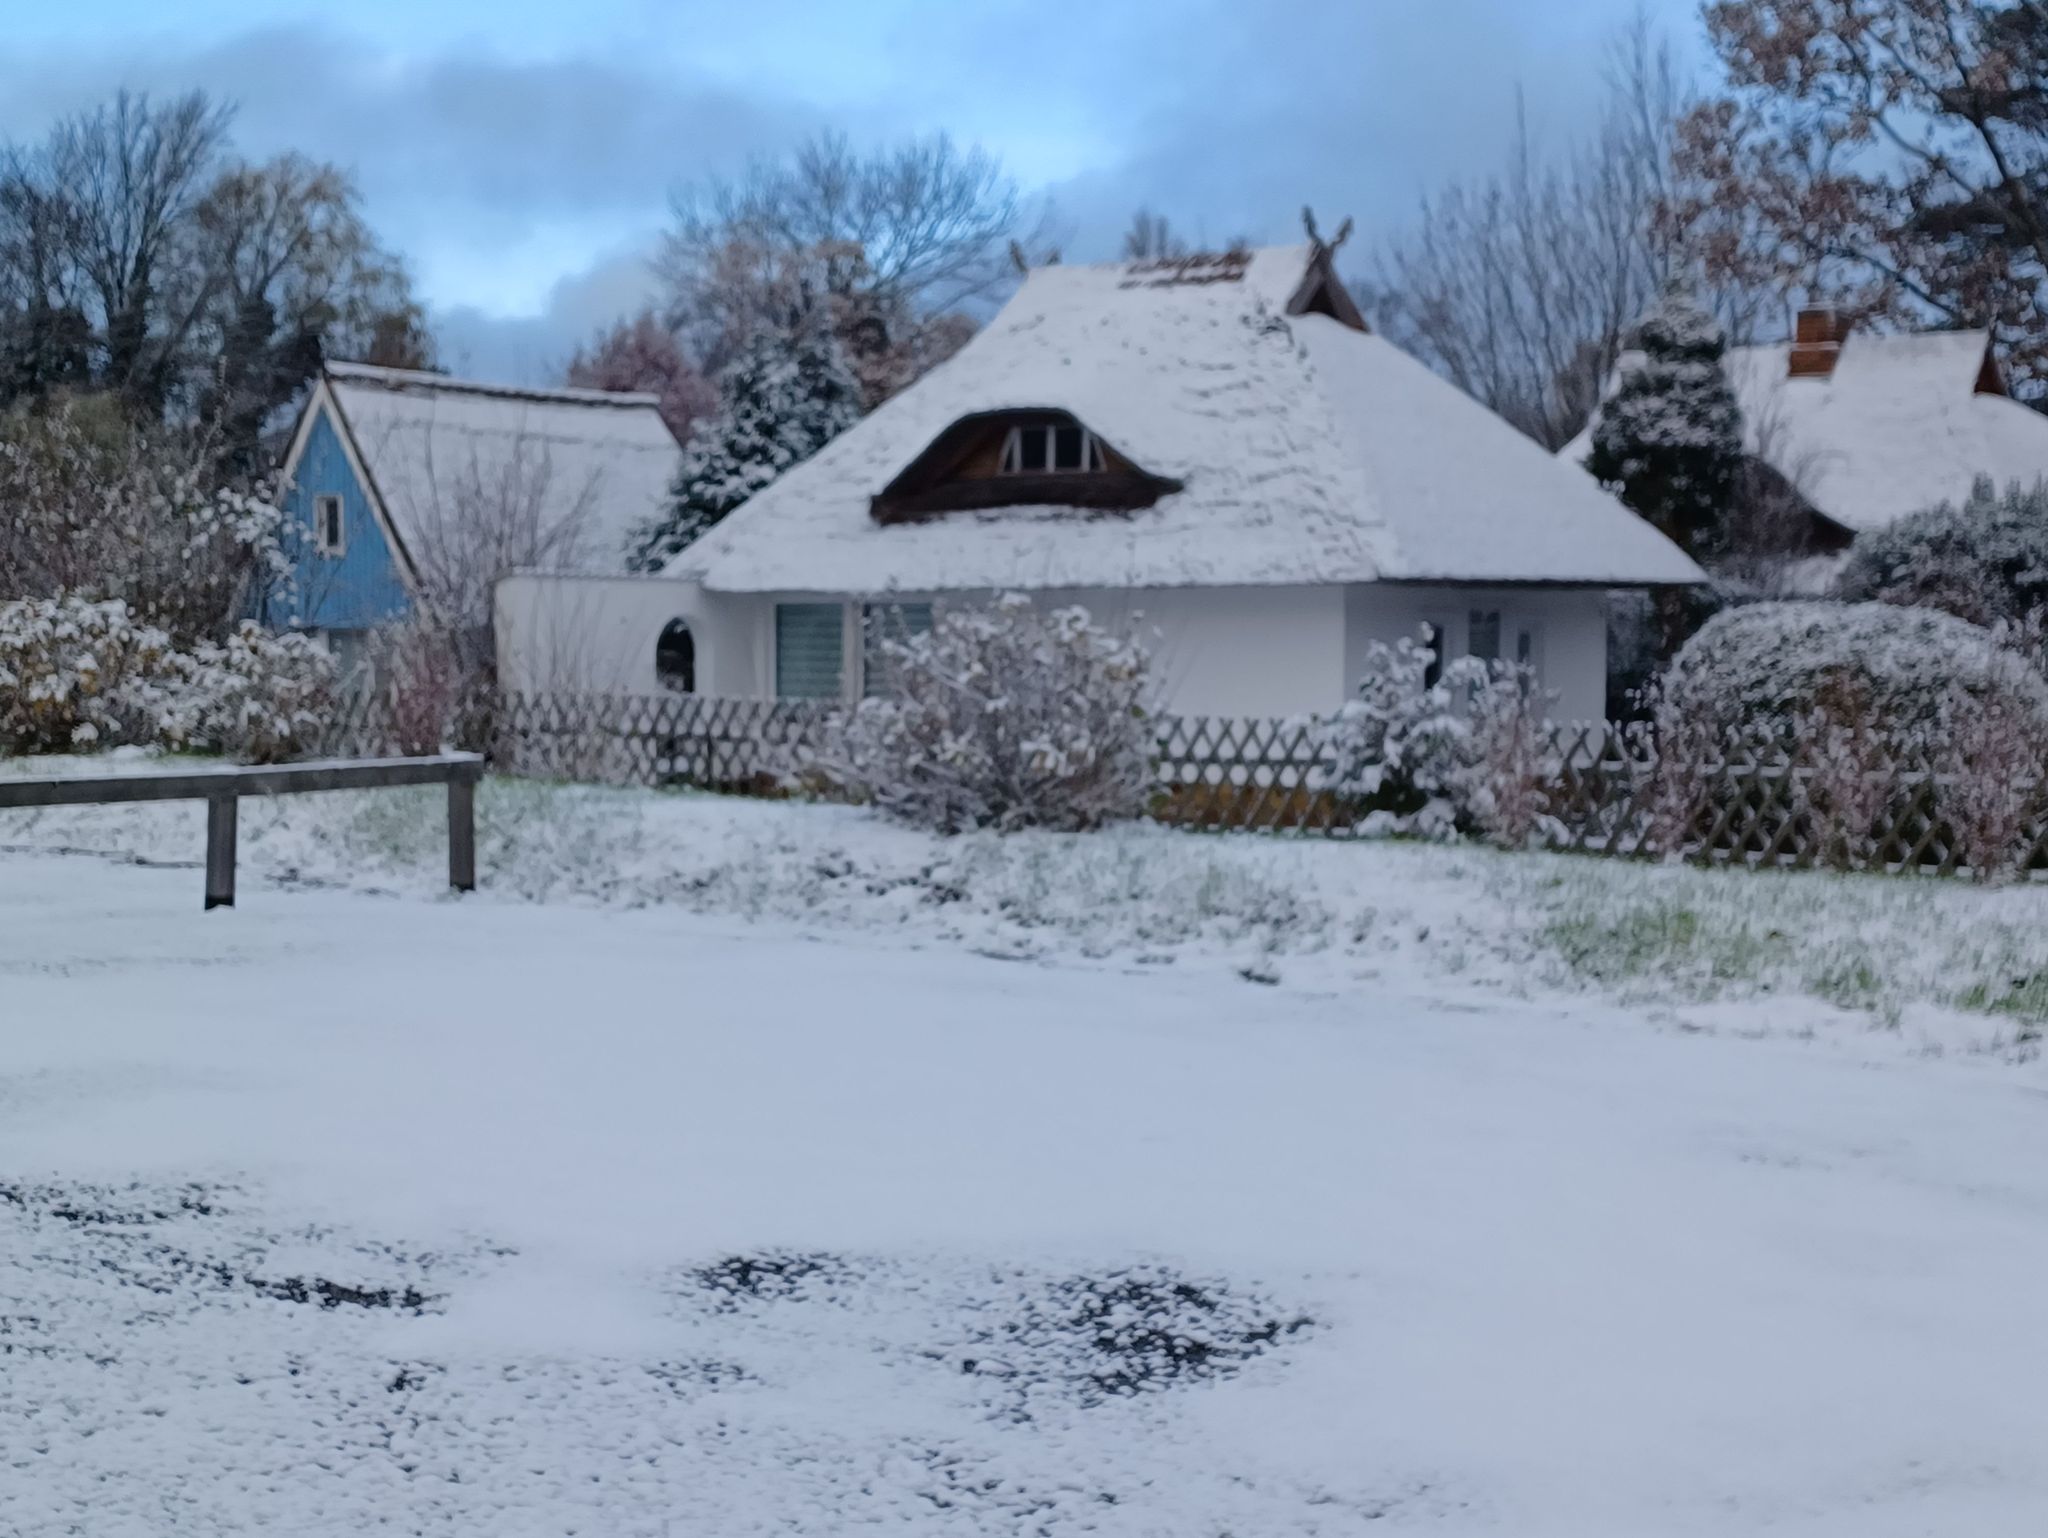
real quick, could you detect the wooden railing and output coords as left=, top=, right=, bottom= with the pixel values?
left=0, top=754, right=485, bottom=909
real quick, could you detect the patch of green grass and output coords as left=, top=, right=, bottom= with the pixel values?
left=1540, top=896, right=1796, bottom=991
left=1953, top=975, right=2048, bottom=1040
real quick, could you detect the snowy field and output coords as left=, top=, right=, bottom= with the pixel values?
left=8, top=776, right=2048, bottom=1533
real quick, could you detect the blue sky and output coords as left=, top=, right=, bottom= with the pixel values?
left=0, top=0, right=1704, bottom=381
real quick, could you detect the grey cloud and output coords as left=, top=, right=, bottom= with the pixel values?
left=432, top=241, right=664, bottom=385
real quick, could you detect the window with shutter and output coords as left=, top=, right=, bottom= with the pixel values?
left=775, top=604, right=845, bottom=699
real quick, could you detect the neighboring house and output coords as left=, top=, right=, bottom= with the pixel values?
left=1563, top=308, right=2048, bottom=553
left=499, top=245, right=1702, bottom=721
left=269, top=362, right=681, bottom=662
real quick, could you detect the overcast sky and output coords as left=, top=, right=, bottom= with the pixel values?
left=0, top=0, right=1704, bottom=383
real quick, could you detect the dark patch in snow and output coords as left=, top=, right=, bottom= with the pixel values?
left=960, top=1266, right=1315, bottom=1412
left=645, top=1358, right=752, bottom=1395
left=0, top=1178, right=228, bottom=1226
left=691, top=1249, right=850, bottom=1306
left=235, top=1271, right=434, bottom=1313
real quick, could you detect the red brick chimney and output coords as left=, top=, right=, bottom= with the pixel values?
left=1788, top=306, right=1852, bottom=379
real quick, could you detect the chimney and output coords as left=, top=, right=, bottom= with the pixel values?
left=1788, top=306, right=1852, bottom=379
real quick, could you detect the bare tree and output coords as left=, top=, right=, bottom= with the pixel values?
left=1364, top=17, right=1723, bottom=448
left=357, top=416, right=606, bottom=748
left=42, top=91, right=232, bottom=411
left=657, top=131, right=1029, bottom=403
left=0, top=89, right=427, bottom=432
left=1122, top=208, right=1188, bottom=262
left=1673, top=0, right=2048, bottom=402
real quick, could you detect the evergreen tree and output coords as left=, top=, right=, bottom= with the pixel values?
left=1586, top=287, right=1744, bottom=564
left=629, top=319, right=861, bottom=570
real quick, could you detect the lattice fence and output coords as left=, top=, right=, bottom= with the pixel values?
left=318, top=691, right=2048, bottom=878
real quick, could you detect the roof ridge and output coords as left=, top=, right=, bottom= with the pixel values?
left=325, top=360, right=663, bottom=411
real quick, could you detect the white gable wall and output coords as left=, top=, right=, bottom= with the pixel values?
left=496, top=574, right=756, bottom=698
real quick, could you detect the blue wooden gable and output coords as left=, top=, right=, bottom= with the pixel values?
left=270, top=401, right=414, bottom=634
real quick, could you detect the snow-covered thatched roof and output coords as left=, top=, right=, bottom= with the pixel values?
left=321, top=363, right=680, bottom=577
left=670, top=246, right=1702, bottom=594
left=1561, top=328, right=2048, bottom=536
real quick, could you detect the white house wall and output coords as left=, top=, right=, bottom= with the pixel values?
left=1346, top=584, right=1610, bottom=723
left=497, top=573, right=1612, bottom=724
left=495, top=574, right=754, bottom=697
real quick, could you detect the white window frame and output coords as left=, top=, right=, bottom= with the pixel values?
left=313, top=493, right=346, bottom=557
left=998, top=423, right=1105, bottom=476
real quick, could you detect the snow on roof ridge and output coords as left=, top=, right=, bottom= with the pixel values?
left=324, top=360, right=663, bottom=411
left=669, top=248, right=1703, bottom=594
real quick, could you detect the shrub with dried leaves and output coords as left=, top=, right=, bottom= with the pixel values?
left=813, top=595, right=1152, bottom=834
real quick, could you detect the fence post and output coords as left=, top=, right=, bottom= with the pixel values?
left=447, top=775, right=476, bottom=893
left=204, top=794, right=237, bottom=911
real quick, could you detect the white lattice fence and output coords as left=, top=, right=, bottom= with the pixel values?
left=317, top=694, right=2048, bottom=877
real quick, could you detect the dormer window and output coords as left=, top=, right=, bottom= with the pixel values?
left=1000, top=422, right=1105, bottom=475
left=869, top=407, right=1182, bottom=524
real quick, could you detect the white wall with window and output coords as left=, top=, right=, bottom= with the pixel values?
left=1344, top=585, right=1603, bottom=723
left=499, top=575, right=1614, bottom=725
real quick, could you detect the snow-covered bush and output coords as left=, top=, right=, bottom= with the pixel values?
left=0, top=396, right=290, bottom=645
left=174, top=625, right=340, bottom=763
left=815, top=595, right=1152, bottom=833
left=1655, top=601, right=2048, bottom=738
left=1310, top=631, right=1558, bottom=843
left=0, top=599, right=337, bottom=760
left=1837, top=477, right=2048, bottom=629
left=0, top=596, right=184, bottom=752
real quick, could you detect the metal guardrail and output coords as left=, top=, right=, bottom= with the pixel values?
left=0, top=753, right=485, bottom=909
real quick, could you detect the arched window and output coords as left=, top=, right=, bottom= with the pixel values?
left=655, top=619, right=696, bottom=693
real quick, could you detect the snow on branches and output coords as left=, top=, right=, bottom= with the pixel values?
left=1585, top=287, right=1743, bottom=567
left=629, top=323, right=862, bottom=571
left=814, top=594, right=1153, bottom=834
left=1837, top=476, right=2048, bottom=629
left=0, top=597, right=336, bottom=760
left=1309, top=632, right=1559, bottom=844
left=1657, top=600, right=2048, bottom=738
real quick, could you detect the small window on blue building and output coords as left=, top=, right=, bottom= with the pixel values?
left=314, top=494, right=345, bottom=556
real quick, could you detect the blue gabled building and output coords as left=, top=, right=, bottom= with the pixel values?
left=268, top=362, right=682, bottom=657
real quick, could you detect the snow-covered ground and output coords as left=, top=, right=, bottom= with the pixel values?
left=8, top=776, right=2048, bottom=1532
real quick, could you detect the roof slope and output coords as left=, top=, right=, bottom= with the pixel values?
left=672, top=246, right=1702, bottom=593
left=1561, top=329, right=2048, bottom=535
left=324, top=363, right=680, bottom=576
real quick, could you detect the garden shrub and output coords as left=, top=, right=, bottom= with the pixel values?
left=816, top=594, right=1153, bottom=833
left=1838, top=476, right=2048, bottom=628
left=1310, top=630, right=1559, bottom=843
